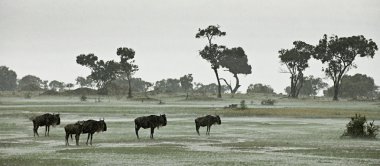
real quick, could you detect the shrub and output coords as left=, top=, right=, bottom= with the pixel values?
left=240, top=100, right=247, bottom=110
left=342, top=114, right=379, bottom=139
left=261, top=99, right=275, bottom=105
left=80, top=95, right=87, bottom=102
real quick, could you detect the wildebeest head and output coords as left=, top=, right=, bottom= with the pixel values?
left=53, top=113, right=61, bottom=125
left=160, top=114, right=167, bottom=126
left=100, top=119, right=107, bottom=132
left=215, top=115, right=221, bottom=125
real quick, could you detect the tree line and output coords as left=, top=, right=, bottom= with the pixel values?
left=0, top=25, right=378, bottom=100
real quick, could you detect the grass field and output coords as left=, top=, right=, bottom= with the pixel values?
left=0, top=95, right=379, bottom=165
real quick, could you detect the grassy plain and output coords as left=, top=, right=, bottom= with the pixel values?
left=0, top=95, right=379, bottom=165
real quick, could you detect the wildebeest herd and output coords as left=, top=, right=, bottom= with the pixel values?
left=30, top=113, right=221, bottom=146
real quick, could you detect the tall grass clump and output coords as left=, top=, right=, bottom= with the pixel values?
left=341, top=114, right=379, bottom=139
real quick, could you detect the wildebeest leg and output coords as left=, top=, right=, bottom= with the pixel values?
left=135, top=126, right=141, bottom=139
left=90, top=133, right=93, bottom=145
left=65, top=133, right=69, bottom=146
left=86, top=133, right=90, bottom=145
left=75, top=134, right=80, bottom=146
left=33, top=123, right=39, bottom=137
left=208, top=125, right=212, bottom=135
left=47, top=125, right=50, bottom=136
left=70, top=134, right=73, bottom=140
left=150, top=127, right=155, bottom=139
left=196, top=124, right=200, bottom=136
left=206, top=125, right=211, bottom=135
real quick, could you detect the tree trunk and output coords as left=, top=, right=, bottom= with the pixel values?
left=231, top=73, right=241, bottom=94
left=333, top=83, right=339, bottom=101
left=290, top=75, right=297, bottom=98
left=186, top=91, right=189, bottom=100
left=295, top=73, right=304, bottom=98
left=127, top=76, right=132, bottom=98
left=213, top=68, right=222, bottom=98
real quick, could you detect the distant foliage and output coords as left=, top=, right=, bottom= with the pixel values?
left=247, top=83, right=274, bottom=94
left=285, top=76, right=328, bottom=97
left=342, top=114, right=379, bottom=139
left=324, top=74, right=378, bottom=99
left=0, top=66, right=17, bottom=91
left=193, top=83, right=228, bottom=96
left=18, top=75, right=43, bottom=91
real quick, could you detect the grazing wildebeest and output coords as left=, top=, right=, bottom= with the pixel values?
left=134, top=114, right=167, bottom=139
left=82, top=119, right=107, bottom=145
left=31, top=113, right=61, bottom=137
left=64, top=121, right=84, bottom=146
left=195, top=115, right=221, bottom=136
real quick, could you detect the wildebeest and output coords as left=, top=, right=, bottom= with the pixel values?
left=134, top=114, right=167, bottom=139
left=31, top=113, right=61, bottom=137
left=81, top=119, right=107, bottom=145
left=195, top=115, right=221, bottom=136
left=64, top=121, right=84, bottom=146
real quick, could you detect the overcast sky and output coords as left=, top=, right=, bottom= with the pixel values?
left=1, top=0, right=379, bottom=94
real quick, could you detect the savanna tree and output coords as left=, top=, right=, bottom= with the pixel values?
left=196, top=25, right=226, bottom=98
left=0, top=66, right=17, bottom=91
left=314, top=35, right=378, bottom=100
left=18, top=75, right=43, bottom=91
left=180, top=74, right=194, bottom=99
left=76, top=53, right=120, bottom=92
left=116, top=47, right=139, bottom=98
left=246, top=83, right=274, bottom=94
left=324, top=74, right=378, bottom=99
left=219, top=47, right=252, bottom=95
left=285, top=76, right=328, bottom=97
left=279, top=41, right=314, bottom=98
left=49, top=80, right=64, bottom=91
left=66, top=83, right=74, bottom=90
left=75, top=76, right=94, bottom=88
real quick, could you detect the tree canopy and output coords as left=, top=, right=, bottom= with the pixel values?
left=279, top=41, right=314, bottom=98
left=324, top=74, right=378, bottom=99
left=0, top=66, right=17, bottom=91
left=219, top=47, right=252, bottom=94
left=18, top=75, right=43, bottom=91
left=180, top=74, right=194, bottom=99
left=246, top=83, right=274, bottom=94
left=314, top=34, right=378, bottom=100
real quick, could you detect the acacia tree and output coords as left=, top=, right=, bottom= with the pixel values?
left=116, top=47, right=139, bottom=98
left=180, top=74, right=193, bottom=100
left=279, top=41, right=314, bottom=98
left=196, top=25, right=226, bottom=98
left=219, top=47, right=252, bottom=95
left=76, top=53, right=120, bottom=93
left=314, top=35, right=378, bottom=101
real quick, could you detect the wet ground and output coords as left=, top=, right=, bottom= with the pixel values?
left=0, top=98, right=379, bottom=165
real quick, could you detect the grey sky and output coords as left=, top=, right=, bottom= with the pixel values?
left=1, top=0, right=379, bottom=94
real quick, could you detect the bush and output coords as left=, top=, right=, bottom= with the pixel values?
left=240, top=100, right=247, bottom=110
left=261, top=99, right=275, bottom=105
left=342, top=114, right=379, bottom=139
left=80, top=95, right=87, bottom=102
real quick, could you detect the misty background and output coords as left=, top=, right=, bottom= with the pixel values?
left=1, top=0, right=379, bottom=94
